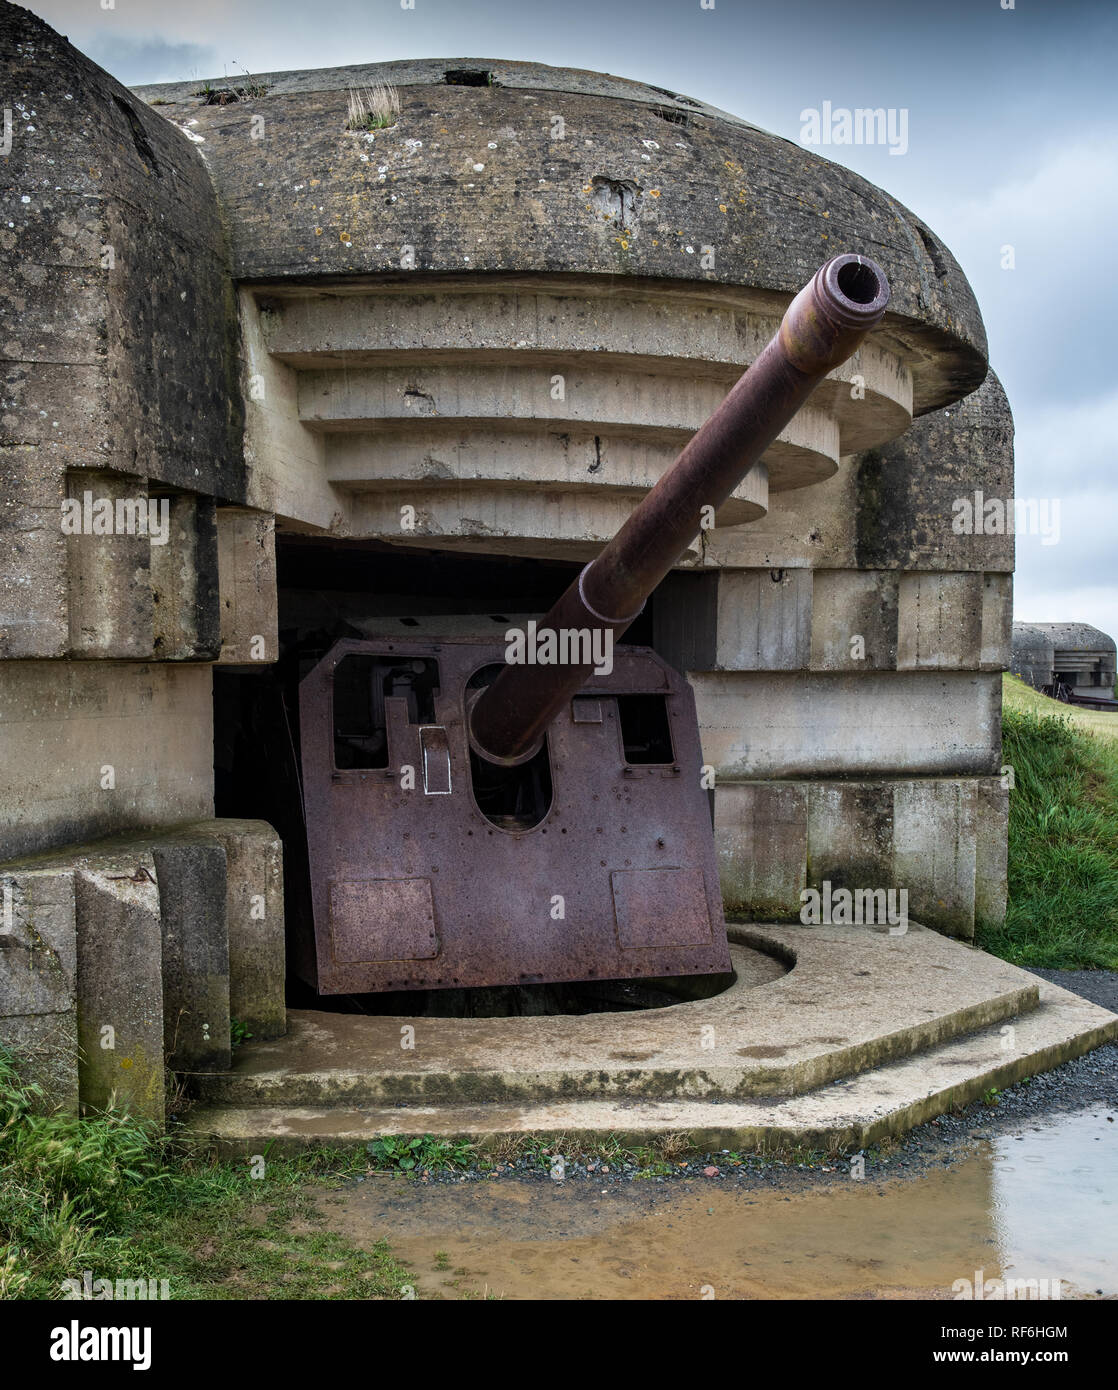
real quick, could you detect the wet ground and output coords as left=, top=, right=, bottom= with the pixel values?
left=315, top=1106, right=1116, bottom=1299
left=311, top=969, right=1118, bottom=1300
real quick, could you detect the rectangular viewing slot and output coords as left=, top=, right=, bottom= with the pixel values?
left=616, top=694, right=674, bottom=764
left=333, top=654, right=440, bottom=769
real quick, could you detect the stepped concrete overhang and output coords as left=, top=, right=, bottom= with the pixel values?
left=130, top=57, right=988, bottom=555
left=134, top=55, right=986, bottom=417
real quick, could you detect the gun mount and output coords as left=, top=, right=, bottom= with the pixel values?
left=296, top=254, right=890, bottom=993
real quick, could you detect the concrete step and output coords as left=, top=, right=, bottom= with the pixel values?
left=183, top=976, right=1118, bottom=1155
left=189, top=925, right=1042, bottom=1108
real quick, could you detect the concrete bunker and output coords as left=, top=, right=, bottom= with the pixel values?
left=4, top=7, right=1114, bottom=1146
left=1011, top=621, right=1116, bottom=707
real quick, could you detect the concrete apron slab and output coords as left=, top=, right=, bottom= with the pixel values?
left=190, top=925, right=1041, bottom=1109
left=188, top=977, right=1118, bottom=1155
left=183, top=926, right=1116, bottom=1151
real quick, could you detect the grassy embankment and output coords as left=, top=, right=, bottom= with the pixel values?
left=976, top=674, right=1118, bottom=970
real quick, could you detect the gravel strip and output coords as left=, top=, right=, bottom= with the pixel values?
left=1025, top=966, right=1118, bottom=1015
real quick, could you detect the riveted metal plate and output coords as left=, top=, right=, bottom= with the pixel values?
left=329, top=877, right=439, bottom=964
left=611, top=867, right=713, bottom=949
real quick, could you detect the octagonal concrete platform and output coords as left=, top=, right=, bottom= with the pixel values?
left=184, top=925, right=1118, bottom=1154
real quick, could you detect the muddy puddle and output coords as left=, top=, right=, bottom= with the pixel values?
left=314, top=1107, right=1117, bottom=1300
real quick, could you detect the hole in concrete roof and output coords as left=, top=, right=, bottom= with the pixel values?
left=647, top=84, right=701, bottom=107
left=444, top=69, right=494, bottom=87
left=916, top=223, right=949, bottom=279
left=654, top=106, right=689, bottom=126
left=591, top=175, right=643, bottom=231
left=111, top=95, right=161, bottom=175
left=196, top=87, right=243, bottom=105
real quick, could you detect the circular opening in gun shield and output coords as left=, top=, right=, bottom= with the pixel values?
left=466, top=663, right=553, bottom=830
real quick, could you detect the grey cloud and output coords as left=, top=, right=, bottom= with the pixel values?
left=79, top=34, right=218, bottom=86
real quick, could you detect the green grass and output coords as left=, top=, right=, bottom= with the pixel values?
left=0, top=1051, right=412, bottom=1301
left=1001, top=671, right=1118, bottom=743
left=364, top=1134, right=474, bottom=1172
left=976, top=676, right=1118, bottom=970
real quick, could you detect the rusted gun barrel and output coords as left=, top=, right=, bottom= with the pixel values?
left=470, top=253, right=891, bottom=766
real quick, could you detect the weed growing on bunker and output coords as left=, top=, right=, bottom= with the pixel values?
left=347, top=83, right=400, bottom=131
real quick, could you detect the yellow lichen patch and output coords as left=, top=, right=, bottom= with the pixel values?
left=649, top=189, right=661, bottom=197
left=315, top=226, right=323, bottom=236
left=340, top=232, right=352, bottom=244
left=719, top=204, right=727, bottom=214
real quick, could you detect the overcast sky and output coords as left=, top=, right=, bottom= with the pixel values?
left=25, top=0, right=1118, bottom=639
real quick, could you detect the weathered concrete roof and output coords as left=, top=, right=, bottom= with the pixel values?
left=1020, top=622, right=1116, bottom=656
left=1011, top=622, right=1056, bottom=657
left=134, top=56, right=750, bottom=126
left=134, top=57, right=988, bottom=417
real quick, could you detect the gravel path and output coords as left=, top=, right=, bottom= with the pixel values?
left=1026, top=966, right=1118, bottom=1015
